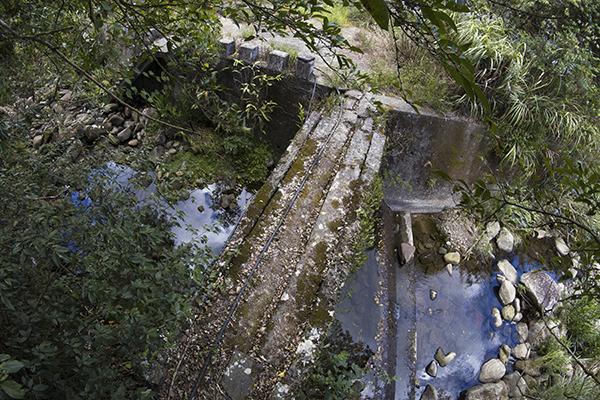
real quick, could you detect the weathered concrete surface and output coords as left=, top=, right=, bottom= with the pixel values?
left=377, top=95, right=489, bottom=214
left=161, top=93, right=387, bottom=400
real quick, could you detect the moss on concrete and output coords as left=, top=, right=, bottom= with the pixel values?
left=281, top=138, right=317, bottom=186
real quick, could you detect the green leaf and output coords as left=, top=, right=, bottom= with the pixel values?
left=1, top=380, right=25, bottom=399
left=360, top=0, right=390, bottom=30
left=0, top=360, right=24, bottom=374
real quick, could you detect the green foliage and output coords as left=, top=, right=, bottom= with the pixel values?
left=296, top=323, right=372, bottom=400
left=531, top=374, right=600, bottom=400
left=452, top=7, right=599, bottom=174
left=0, top=141, right=203, bottom=398
left=352, top=176, right=383, bottom=270
left=0, top=355, right=26, bottom=399
left=535, top=337, right=572, bottom=374
left=563, top=297, right=600, bottom=359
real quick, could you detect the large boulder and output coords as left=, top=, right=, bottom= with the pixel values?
left=461, top=381, right=508, bottom=400
left=521, top=271, right=560, bottom=311
left=479, top=359, right=506, bottom=383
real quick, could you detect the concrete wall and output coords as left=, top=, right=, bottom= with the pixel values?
left=376, top=95, right=489, bottom=213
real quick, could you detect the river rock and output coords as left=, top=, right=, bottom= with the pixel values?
left=434, top=347, right=456, bottom=367
left=521, top=271, right=560, bottom=311
left=117, top=126, right=132, bottom=143
left=503, top=372, right=528, bottom=399
left=463, top=381, right=508, bottom=400
left=527, top=320, right=565, bottom=348
left=438, top=246, right=447, bottom=255
left=104, top=103, right=120, bottom=113
left=78, top=125, right=103, bottom=144
left=497, top=260, right=518, bottom=284
left=555, top=237, right=570, bottom=256
left=516, top=322, right=528, bottom=343
left=514, top=297, right=521, bottom=313
left=501, top=305, right=516, bottom=321
left=108, top=113, right=124, bottom=127
left=486, top=221, right=501, bottom=240
left=127, top=139, right=139, bottom=147
left=515, top=360, right=541, bottom=377
left=491, top=307, right=502, bottom=328
left=430, top=289, right=438, bottom=301
left=496, top=228, right=514, bottom=252
left=479, top=359, right=506, bottom=383
left=444, top=251, right=461, bottom=265
left=513, top=343, right=530, bottom=360
left=32, top=135, right=44, bottom=148
left=221, top=193, right=237, bottom=210
left=420, top=384, right=438, bottom=400
left=499, top=281, right=516, bottom=305
left=513, top=312, right=523, bottom=322
left=426, top=360, right=438, bottom=377
left=499, top=344, right=511, bottom=364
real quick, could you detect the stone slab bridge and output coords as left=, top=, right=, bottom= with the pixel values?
left=158, top=39, right=488, bottom=400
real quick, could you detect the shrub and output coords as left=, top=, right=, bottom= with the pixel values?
left=563, top=297, right=600, bottom=358
left=0, top=141, right=203, bottom=399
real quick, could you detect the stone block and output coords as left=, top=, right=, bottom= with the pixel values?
left=296, top=53, right=315, bottom=80
left=219, top=37, right=236, bottom=57
left=267, top=50, right=290, bottom=72
left=239, top=42, right=260, bottom=63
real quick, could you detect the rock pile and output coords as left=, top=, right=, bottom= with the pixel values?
left=22, top=87, right=157, bottom=151
left=458, top=223, right=566, bottom=400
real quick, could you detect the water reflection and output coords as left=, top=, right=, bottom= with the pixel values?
left=75, top=161, right=252, bottom=259
left=414, top=264, right=518, bottom=399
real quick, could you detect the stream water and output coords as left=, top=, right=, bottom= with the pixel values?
left=73, top=161, right=253, bottom=259
left=334, top=224, right=552, bottom=399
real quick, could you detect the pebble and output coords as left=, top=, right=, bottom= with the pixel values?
left=501, top=305, right=516, bottom=321
left=499, top=344, right=511, bottom=364
left=499, top=280, right=516, bottom=305
left=32, top=135, right=44, bottom=148
left=497, top=259, right=518, bottom=283
left=430, top=290, right=438, bottom=301
left=434, top=347, right=456, bottom=367
left=555, top=237, right=570, bottom=256
left=496, top=228, right=514, bottom=252
left=445, top=264, right=453, bottom=275
left=117, top=126, right=132, bottom=142
left=516, top=322, right=528, bottom=343
left=491, top=307, right=503, bottom=328
left=127, top=139, right=139, bottom=147
left=426, top=360, right=438, bottom=377
left=443, top=252, right=461, bottom=265
left=486, top=221, right=501, bottom=240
